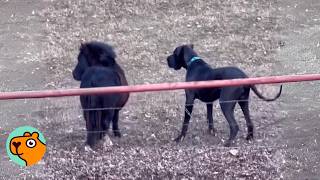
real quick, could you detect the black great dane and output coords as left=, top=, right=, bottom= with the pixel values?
left=72, top=41, right=129, bottom=148
left=167, top=44, right=282, bottom=147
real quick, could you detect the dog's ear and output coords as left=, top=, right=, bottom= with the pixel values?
left=174, top=46, right=183, bottom=57
left=188, top=44, right=194, bottom=49
left=170, top=46, right=184, bottom=70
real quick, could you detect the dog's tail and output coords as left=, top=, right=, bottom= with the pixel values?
left=250, top=85, right=282, bottom=101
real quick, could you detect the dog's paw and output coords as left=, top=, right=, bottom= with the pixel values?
left=174, top=135, right=185, bottom=143
left=246, top=134, right=254, bottom=141
left=113, top=131, right=122, bottom=138
left=224, top=141, right=231, bottom=147
left=224, top=140, right=235, bottom=147
left=208, top=128, right=217, bottom=136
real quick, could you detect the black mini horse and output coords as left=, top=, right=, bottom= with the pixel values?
left=72, top=41, right=129, bottom=147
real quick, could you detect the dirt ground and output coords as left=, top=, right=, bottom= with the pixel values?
left=0, top=0, right=319, bottom=179
left=0, top=0, right=49, bottom=178
left=274, top=0, right=320, bottom=179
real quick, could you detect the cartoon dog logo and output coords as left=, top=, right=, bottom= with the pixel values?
left=9, top=131, right=46, bottom=166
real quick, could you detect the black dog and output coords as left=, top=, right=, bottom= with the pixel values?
left=72, top=41, right=129, bottom=148
left=167, top=44, right=282, bottom=146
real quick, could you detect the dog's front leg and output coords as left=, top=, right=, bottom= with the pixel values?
left=207, top=103, right=216, bottom=136
left=175, top=94, right=194, bottom=142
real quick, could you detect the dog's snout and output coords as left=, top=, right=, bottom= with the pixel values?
left=12, top=141, right=21, bottom=148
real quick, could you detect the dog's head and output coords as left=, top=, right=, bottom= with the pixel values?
left=167, top=44, right=194, bottom=70
left=72, top=41, right=117, bottom=81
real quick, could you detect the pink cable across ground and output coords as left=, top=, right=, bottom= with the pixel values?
left=1, top=74, right=320, bottom=100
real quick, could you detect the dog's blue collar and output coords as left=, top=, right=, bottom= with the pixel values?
left=187, top=56, right=201, bottom=66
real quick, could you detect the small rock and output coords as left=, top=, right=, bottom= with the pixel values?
left=279, top=41, right=285, bottom=47
left=144, top=113, right=151, bottom=118
left=84, top=145, right=93, bottom=152
left=147, top=133, right=157, bottom=141
left=150, top=133, right=156, bottom=138
left=195, top=136, right=200, bottom=141
left=107, top=34, right=113, bottom=39
left=37, top=160, right=45, bottom=165
left=65, top=128, right=73, bottom=133
left=229, top=149, right=239, bottom=156
left=59, top=158, right=66, bottom=163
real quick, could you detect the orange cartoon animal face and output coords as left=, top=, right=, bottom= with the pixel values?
left=9, top=132, right=46, bottom=166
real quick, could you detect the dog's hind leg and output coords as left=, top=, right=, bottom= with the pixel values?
left=206, top=103, right=216, bottom=136
left=239, top=101, right=254, bottom=141
left=175, top=93, right=195, bottom=142
left=112, top=110, right=121, bottom=137
left=220, top=100, right=238, bottom=147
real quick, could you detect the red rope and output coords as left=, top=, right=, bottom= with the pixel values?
left=1, top=74, right=320, bottom=100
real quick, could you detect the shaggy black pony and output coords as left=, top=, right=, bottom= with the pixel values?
left=72, top=41, right=129, bottom=148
